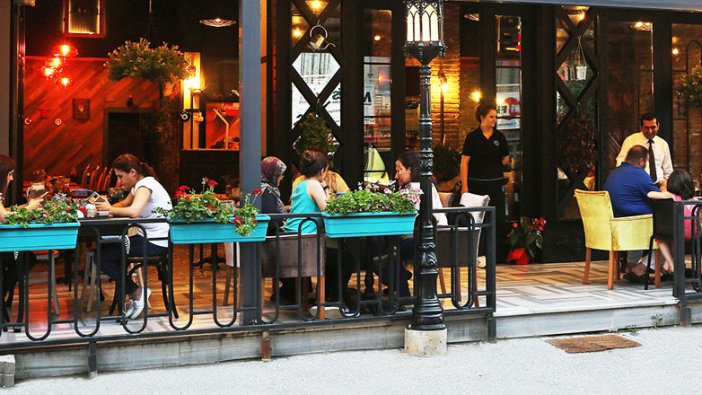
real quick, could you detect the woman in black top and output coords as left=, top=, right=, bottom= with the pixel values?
left=460, top=103, right=510, bottom=260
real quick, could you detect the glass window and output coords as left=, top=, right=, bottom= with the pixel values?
left=672, top=24, right=702, bottom=179
left=496, top=15, right=522, bottom=221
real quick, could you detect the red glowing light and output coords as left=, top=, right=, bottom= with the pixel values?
left=51, top=44, right=78, bottom=58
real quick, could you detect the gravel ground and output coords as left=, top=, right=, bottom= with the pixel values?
left=8, top=325, right=702, bottom=394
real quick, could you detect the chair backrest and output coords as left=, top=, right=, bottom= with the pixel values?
left=435, top=193, right=490, bottom=267
left=90, top=166, right=104, bottom=192
left=261, top=233, right=325, bottom=278
left=574, top=189, right=614, bottom=250
left=80, top=164, right=91, bottom=187
left=651, top=198, right=676, bottom=242
left=98, top=167, right=112, bottom=193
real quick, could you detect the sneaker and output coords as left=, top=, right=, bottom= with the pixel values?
left=477, top=256, right=487, bottom=268
left=128, top=288, right=151, bottom=319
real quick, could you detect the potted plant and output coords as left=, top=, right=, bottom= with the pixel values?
left=293, top=110, right=336, bottom=156
left=506, top=217, right=546, bottom=265
left=0, top=194, right=80, bottom=252
left=675, top=64, right=702, bottom=106
left=106, top=38, right=192, bottom=88
left=322, top=183, right=419, bottom=238
left=156, top=178, right=270, bottom=244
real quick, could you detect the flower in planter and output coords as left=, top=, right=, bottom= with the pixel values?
left=232, top=189, right=263, bottom=237
left=507, top=217, right=546, bottom=260
left=157, top=178, right=234, bottom=224
left=157, top=179, right=263, bottom=237
left=324, top=182, right=419, bottom=215
left=6, top=193, right=78, bottom=228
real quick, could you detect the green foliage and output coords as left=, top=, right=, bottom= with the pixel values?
left=107, top=38, right=193, bottom=84
left=293, top=111, right=335, bottom=156
left=156, top=179, right=262, bottom=237
left=508, top=216, right=546, bottom=258
left=324, top=183, right=419, bottom=215
left=231, top=191, right=262, bottom=237
left=433, top=143, right=461, bottom=182
left=676, top=65, right=702, bottom=106
left=156, top=178, right=234, bottom=224
left=5, top=194, right=78, bottom=228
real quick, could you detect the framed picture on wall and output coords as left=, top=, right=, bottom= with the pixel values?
left=73, top=98, right=90, bottom=120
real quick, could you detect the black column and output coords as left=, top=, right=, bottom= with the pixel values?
left=239, top=0, right=263, bottom=325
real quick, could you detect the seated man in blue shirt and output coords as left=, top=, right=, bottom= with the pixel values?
left=604, top=145, right=673, bottom=278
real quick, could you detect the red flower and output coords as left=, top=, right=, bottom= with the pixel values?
left=252, top=217, right=258, bottom=223
left=207, top=179, right=218, bottom=188
left=177, top=185, right=190, bottom=192
left=233, top=216, right=243, bottom=226
left=207, top=205, right=216, bottom=211
left=512, top=222, right=518, bottom=228
left=252, top=188, right=263, bottom=196
left=175, top=191, right=184, bottom=199
left=184, top=195, right=191, bottom=201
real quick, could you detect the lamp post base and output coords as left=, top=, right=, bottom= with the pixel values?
left=404, top=327, right=447, bottom=357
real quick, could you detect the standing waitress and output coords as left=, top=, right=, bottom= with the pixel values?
left=460, top=103, right=510, bottom=261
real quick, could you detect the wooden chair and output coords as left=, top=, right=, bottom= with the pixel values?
left=94, top=167, right=110, bottom=193
left=99, top=167, right=113, bottom=193
left=88, top=165, right=101, bottom=191
left=574, top=189, right=660, bottom=290
left=79, top=164, right=92, bottom=187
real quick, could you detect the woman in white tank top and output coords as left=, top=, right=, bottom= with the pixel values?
left=95, top=154, right=172, bottom=319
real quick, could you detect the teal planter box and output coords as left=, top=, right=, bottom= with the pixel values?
left=0, top=222, right=80, bottom=252
left=169, top=214, right=270, bottom=245
left=322, top=212, right=417, bottom=238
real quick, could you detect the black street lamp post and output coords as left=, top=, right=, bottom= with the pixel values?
left=403, top=0, right=446, bottom=332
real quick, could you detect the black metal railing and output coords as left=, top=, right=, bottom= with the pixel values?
left=672, top=200, right=702, bottom=324
left=0, top=206, right=496, bottom=348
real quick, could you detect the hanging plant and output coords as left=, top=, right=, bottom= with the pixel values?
left=675, top=64, right=702, bottom=106
left=106, top=38, right=193, bottom=85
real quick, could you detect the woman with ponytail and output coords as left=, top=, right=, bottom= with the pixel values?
left=95, top=153, right=172, bottom=319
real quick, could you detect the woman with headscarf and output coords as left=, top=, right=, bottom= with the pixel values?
left=260, top=156, right=287, bottom=234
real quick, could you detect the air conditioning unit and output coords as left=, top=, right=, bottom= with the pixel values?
left=14, top=0, right=36, bottom=6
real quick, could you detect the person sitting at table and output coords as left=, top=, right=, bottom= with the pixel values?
left=94, top=153, right=172, bottom=319
left=653, top=169, right=699, bottom=274
left=292, top=150, right=349, bottom=200
left=391, top=150, right=447, bottom=297
left=0, top=154, right=43, bottom=222
left=261, top=156, right=288, bottom=233
left=279, top=150, right=328, bottom=304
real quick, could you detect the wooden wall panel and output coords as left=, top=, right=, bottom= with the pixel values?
left=23, top=57, right=159, bottom=181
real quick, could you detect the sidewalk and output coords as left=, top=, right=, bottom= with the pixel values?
left=8, top=325, right=702, bottom=394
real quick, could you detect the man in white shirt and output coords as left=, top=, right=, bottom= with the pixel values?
left=615, top=112, right=673, bottom=187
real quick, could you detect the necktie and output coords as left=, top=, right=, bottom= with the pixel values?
left=648, top=139, right=657, bottom=183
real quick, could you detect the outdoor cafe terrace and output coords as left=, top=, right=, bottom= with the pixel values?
left=2, top=203, right=702, bottom=378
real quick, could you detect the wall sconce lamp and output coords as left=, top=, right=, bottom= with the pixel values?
left=52, top=44, right=78, bottom=58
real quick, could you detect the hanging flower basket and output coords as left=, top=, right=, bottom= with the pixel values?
left=106, top=38, right=193, bottom=85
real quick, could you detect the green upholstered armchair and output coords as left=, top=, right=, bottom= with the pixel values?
left=574, top=190, right=660, bottom=290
